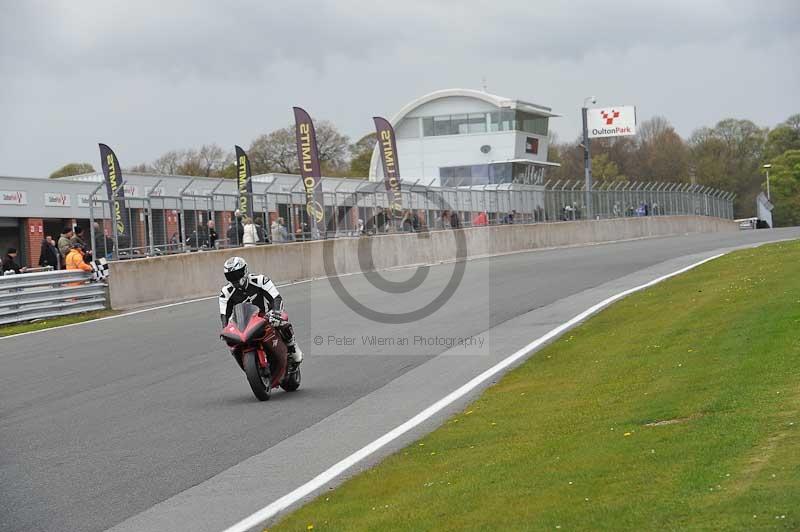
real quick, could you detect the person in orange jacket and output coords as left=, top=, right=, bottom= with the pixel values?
left=473, top=211, right=488, bottom=226
left=66, top=243, right=92, bottom=272
left=66, top=242, right=93, bottom=286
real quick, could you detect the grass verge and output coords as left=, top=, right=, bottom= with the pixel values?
left=0, top=310, right=117, bottom=337
left=273, top=240, right=800, bottom=531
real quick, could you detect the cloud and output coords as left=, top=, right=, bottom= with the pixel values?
left=0, top=0, right=798, bottom=175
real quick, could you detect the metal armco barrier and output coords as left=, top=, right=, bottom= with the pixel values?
left=0, top=270, right=108, bottom=326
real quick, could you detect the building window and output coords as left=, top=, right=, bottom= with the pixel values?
left=489, top=110, right=548, bottom=134
left=517, top=112, right=549, bottom=135
left=451, top=114, right=469, bottom=134
left=525, top=136, right=539, bottom=154
left=489, top=109, right=516, bottom=132
left=489, top=162, right=512, bottom=183
left=434, top=115, right=452, bottom=136
left=440, top=164, right=492, bottom=186
left=423, top=117, right=435, bottom=136
left=511, top=163, right=544, bottom=185
left=396, top=117, right=420, bottom=138
left=468, top=113, right=487, bottom=133
left=420, top=110, right=546, bottom=137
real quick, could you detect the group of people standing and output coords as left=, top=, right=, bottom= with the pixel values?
left=363, top=208, right=519, bottom=233
left=50, top=225, right=96, bottom=275
left=1, top=224, right=101, bottom=276
left=225, top=211, right=291, bottom=247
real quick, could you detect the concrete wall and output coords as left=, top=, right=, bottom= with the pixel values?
left=108, top=215, right=738, bottom=309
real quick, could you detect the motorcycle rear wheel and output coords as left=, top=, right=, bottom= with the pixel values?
left=244, top=350, right=271, bottom=401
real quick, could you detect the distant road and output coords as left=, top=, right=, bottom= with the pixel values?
left=1, top=228, right=798, bottom=532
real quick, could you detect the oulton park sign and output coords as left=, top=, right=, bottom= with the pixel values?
left=587, top=106, right=637, bottom=138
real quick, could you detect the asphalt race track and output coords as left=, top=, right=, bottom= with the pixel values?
left=1, top=228, right=798, bottom=532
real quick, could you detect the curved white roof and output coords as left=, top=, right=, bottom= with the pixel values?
left=387, top=88, right=557, bottom=124
left=370, top=88, right=559, bottom=178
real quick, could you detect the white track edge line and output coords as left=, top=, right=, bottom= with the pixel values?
left=220, top=252, right=726, bottom=532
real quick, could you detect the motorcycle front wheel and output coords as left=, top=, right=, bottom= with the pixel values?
left=243, top=350, right=271, bottom=401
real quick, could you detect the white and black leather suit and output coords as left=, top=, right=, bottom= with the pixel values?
left=219, top=274, right=296, bottom=345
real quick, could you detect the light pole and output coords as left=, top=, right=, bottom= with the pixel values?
left=763, top=163, right=772, bottom=199
left=581, top=96, right=597, bottom=219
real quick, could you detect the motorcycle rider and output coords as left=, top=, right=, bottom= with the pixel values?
left=219, top=256, right=303, bottom=366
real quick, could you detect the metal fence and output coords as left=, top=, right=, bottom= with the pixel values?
left=0, top=270, right=108, bottom=326
left=87, top=177, right=735, bottom=260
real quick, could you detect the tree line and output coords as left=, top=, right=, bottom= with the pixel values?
left=549, top=113, right=800, bottom=224
left=49, top=113, right=799, bottom=225
left=49, top=122, right=376, bottom=181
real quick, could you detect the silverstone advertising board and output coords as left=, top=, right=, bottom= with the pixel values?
left=587, top=106, right=637, bottom=138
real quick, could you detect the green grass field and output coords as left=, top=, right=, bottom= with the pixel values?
left=273, top=240, right=800, bottom=531
left=0, top=310, right=116, bottom=337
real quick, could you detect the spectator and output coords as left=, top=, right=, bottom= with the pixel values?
left=242, top=217, right=258, bottom=247
left=2, top=248, right=25, bottom=274
left=227, top=211, right=244, bottom=246
left=207, top=220, right=218, bottom=249
left=473, top=211, right=488, bottom=226
left=65, top=242, right=92, bottom=286
left=186, top=230, right=203, bottom=249
left=503, top=209, right=517, bottom=224
left=254, top=216, right=267, bottom=243
left=92, top=222, right=114, bottom=258
left=271, top=217, right=288, bottom=243
left=57, top=227, right=73, bottom=266
left=450, top=210, right=461, bottom=229
left=356, top=218, right=365, bottom=235
left=295, top=222, right=310, bottom=241
left=438, top=210, right=452, bottom=229
left=70, top=225, right=86, bottom=249
left=401, top=210, right=420, bottom=232
left=38, top=235, right=60, bottom=269
left=367, top=207, right=387, bottom=234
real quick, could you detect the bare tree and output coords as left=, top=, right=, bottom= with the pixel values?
left=49, top=162, right=96, bottom=179
left=176, top=149, right=203, bottom=176
left=126, top=163, right=151, bottom=173
left=784, top=114, right=800, bottom=134
left=249, top=128, right=298, bottom=174
left=248, top=121, right=350, bottom=175
left=151, top=150, right=182, bottom=175
left=347, top=132, right=377, bottom=178
left=314, top=121, right=350, bottom=173
left=197, top=144, right=229, bottom=176
left=636, top=116, right=671, bottom=148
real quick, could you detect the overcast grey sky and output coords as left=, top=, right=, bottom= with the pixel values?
left=1, top=0, right=798, bottom=177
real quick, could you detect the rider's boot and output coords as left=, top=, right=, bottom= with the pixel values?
left=286, top=337, right=303, bottom=367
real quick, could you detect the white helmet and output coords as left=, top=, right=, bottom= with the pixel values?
left=223, top=256, right=249, bottom=288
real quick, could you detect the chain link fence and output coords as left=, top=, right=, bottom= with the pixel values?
left=87, top=177, right=734, bottom=260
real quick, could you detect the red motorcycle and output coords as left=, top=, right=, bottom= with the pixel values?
left=220, top=302, right=301, bottom=401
